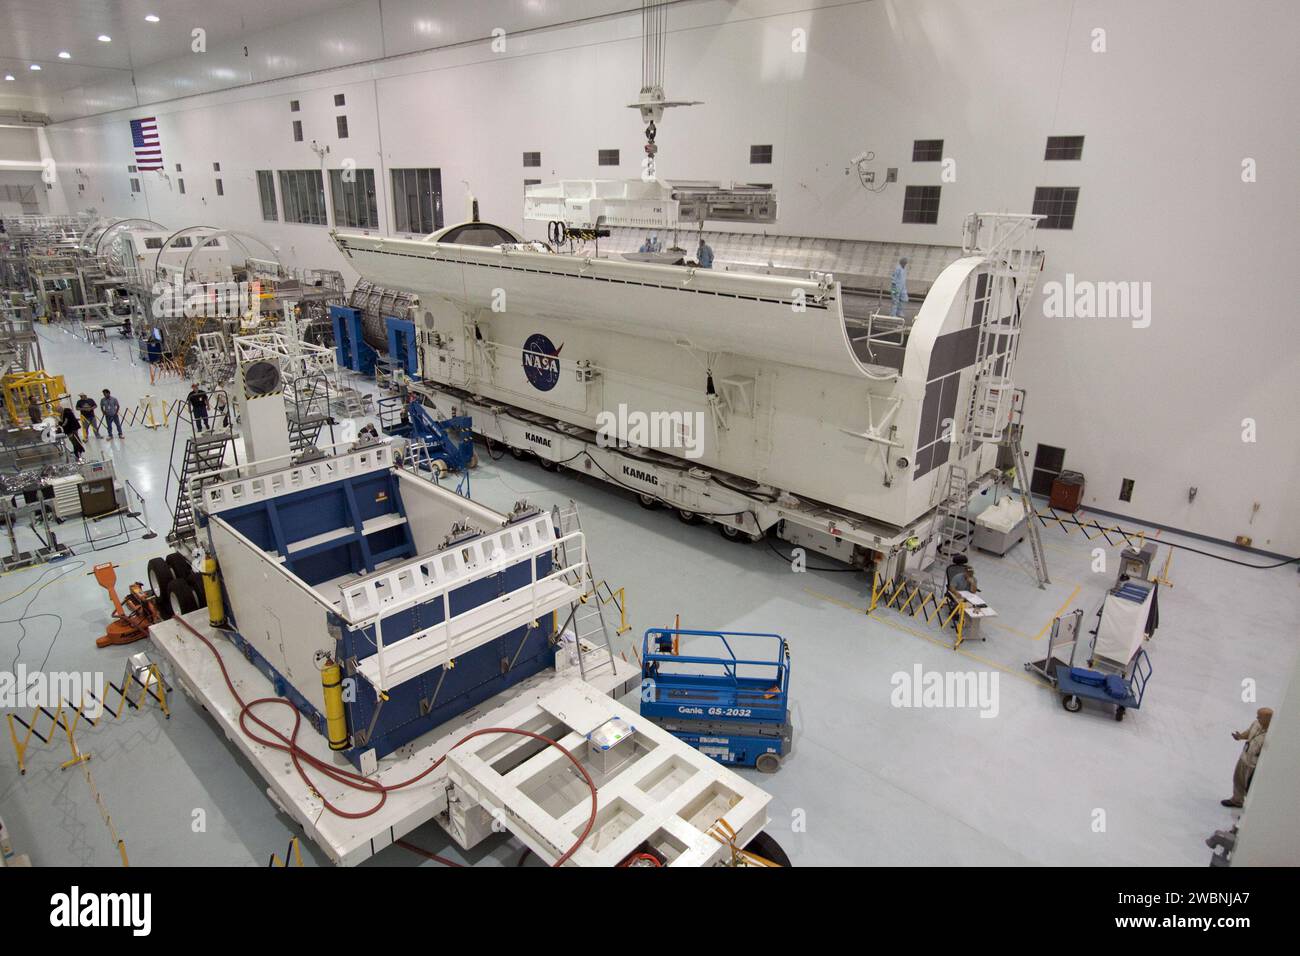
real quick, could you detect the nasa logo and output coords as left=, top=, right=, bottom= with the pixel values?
left=522, top=333, right=562, bottom=391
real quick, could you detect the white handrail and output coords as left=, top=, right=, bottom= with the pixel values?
left=369, top=528, right=585, bottom=690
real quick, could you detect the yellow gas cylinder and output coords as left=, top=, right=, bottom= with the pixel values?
left=202, top=553, right=226, bottom=627
left=321, top=661, right=349, bottom=752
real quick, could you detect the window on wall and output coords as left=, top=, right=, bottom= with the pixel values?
left=336, top=115, right=349, bottom=139
left=292, top=120, right=303, bottom=142
left=213, top=162, right=221, bottom=172
left=523, top=151, right=541, bottom=167
left=214, top=179, right=223, bottom=196
left=1032, top=186, right=1080, bottom=229
left=130, top=178, right=141, bottom=193
left=175, top=163, right=182, bottom=172
left=334, top=93, right=345, bottom=107
left=127, top=164, right=137, bottom=173
left=749, top=144, right=773, bottom=164
left=178, top=179, right=186, bottom=195
left=1044, top=135, right=1085, bottom=160
left=902, top=185, right=941, bottom=224
left=257, top=170, right=277, bottom=221
left=912, top=139, right=944, bottom=162
left=290, top=100, right=300, bottom=112
left=597, top=149, right=620, bottom=166
left=391, top=168, right=444, bottom=234
left=278, top=169, right=328, bottom=225
left=329, top=168, right=378, bottom=228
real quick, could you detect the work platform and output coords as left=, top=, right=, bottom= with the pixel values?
left=150, top=613, right=771, bottom=866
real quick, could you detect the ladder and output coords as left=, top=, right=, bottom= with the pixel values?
left=932, top=464, right=972, bottom=559
left=1005, top=390, right=1050, bottom=589
left=551, top=503, right=618, bottom=681
left=167, top=430, right=234, bottom=545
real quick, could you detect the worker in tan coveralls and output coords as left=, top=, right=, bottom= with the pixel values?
left=1221, top=707, right=1272, bottom=808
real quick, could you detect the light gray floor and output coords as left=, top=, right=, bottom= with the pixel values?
left=1, top=322, right=1295, bottom=867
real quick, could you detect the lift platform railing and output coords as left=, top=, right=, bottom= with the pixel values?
left=641, top=628, right=790, bottom=723
left=364, top=526, right=587, bottom=691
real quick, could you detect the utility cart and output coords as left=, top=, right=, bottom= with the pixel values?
left=640, top=628, right=792, bottom=773
left=1055, top=649, right=1153, bottom=721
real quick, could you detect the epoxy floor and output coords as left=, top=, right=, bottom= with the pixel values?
left=1, top=322, right=1295, bottom=867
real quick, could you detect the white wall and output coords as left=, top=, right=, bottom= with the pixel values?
left=1233, top=650, right=1300, bottom=865
left=38, top=0, right=1300, bottom=554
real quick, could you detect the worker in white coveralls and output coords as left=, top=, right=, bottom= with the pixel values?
left=1222, top=707, right=1271, bottom=808
left=890, top=256, right=909, bottom=317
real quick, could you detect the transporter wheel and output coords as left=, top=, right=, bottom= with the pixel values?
left=719, top=523, right=756, bottom=543
left=1062, top=694, right=1082, bottom=713
left=744, top=830, right=792, bottom=867
left=538, top=457, right=559, bottom=472
left=166, top=552, right=195, bottom=583
left=1115, top=706, right=1126, bottom=722
left=755, top=752, right=782, bottom=774
left=676, top=508, right=701, bottom=525
left=163, top=578, right=200, bottom=620
left=146, top=557, right=173, bottom=597
left=510, top=446, right=528, bottom=461
left=637, top=494, right=659, bottom=510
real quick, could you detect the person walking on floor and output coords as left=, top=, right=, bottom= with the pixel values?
left=1222, top=707, right=1272, bottom=808
left=100, top=388, right=124, bottom=438
left=59, top=406, right=85, bottom=462
left=187, top=384, right=210, bottom=431
left=75, top=393, right=102, bottom=440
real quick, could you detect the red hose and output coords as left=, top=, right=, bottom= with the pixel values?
left=172, top=616, right=598, bottom=866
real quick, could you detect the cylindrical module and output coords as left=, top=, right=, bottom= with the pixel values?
left=321, top=662, right=350, bottom=752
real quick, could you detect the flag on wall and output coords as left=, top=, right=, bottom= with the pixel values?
left=129, top=117, right=163, bottom=171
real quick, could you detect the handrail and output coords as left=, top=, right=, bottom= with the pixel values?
left=368, top=527, right=586, bottom=690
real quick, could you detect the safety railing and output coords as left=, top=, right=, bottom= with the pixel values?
left=190, top=441, right=392, bottom=516
left=363, top=525, right=587, bottom=691
left=869, top=573, right=969, bottom=648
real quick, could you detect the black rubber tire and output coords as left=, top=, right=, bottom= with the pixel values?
left=1115, top=706, right=1126, bottom=722
left=509, top=447, right=528, bottom=460
left=162, top=577, right=200, bottom=621
left=744, top=830, right=792, bottom=867
left=1062, top=694, right=1082, bottom=713
left=146, top=557, right=173, bottom=598
left=538, top=458, right=558, bottom=472
left=755, top=752, right=782, bottom=774
left=166, top=552, right=195, bottom=583
left=676, top=508, right=701, bottom=525
left=637, top=494, right=659, bottom=509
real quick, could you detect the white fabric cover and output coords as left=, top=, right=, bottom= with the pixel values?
left=975, top=496, right=1026, bottom=533
left=1093, top=588, right=1152, bottom=667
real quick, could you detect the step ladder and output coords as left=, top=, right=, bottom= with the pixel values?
left=932, top=464, right=973, bottom=559
left=167, top=430, right=234, bottom=545
left=551, top=503, right=618, bottom=681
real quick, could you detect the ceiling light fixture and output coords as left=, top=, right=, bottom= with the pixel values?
left=145, top=15, right=160, bottom=23
left=30, top=64, right=41, bottom=71
left=58, top=51, right=71, bottom=59
left=98, top=35, right=112, bottom=42
left=4, top=75, right=14, bottom=82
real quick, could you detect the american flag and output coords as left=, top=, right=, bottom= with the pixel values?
left=130, top=117, right=163, bottom=171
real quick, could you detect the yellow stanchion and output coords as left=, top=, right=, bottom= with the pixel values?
left=269, top=836, right=305, bottom=867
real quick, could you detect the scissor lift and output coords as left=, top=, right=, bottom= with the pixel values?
left=640, top=628, right=792, bottom=773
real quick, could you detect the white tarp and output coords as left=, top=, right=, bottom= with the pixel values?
left=1093, top=588, right=1152, bottom=668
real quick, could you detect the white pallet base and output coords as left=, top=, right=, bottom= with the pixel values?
left=148, top=612, right=638, bottom=866
left=446, top=683, right=773, bottom=866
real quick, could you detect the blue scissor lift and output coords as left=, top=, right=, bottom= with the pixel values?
left=640, top=628, right=792, bottom=773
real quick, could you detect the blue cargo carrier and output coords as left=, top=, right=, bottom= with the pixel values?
left=640, top=628, right=792, bottom=773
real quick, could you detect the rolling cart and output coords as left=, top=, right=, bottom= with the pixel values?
left=1054, top=648, right=1153, bottom=721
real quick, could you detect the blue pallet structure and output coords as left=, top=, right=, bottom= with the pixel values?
left=386, top=315, right=419, bottom=376
left=208, top=467, right=556, bottom=768
left=640, top=628, right=792, bottom=772
left=330, top=304, right=377, bottom=375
